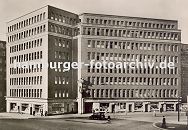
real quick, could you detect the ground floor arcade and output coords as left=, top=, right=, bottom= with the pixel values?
left=6, top=98, right=77, bottom=115
left=82, top=99, right=180, bottom=113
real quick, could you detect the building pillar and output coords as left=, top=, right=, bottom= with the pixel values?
left=112, top=89, right=114, bottom=98
left=132, top=102, right=135, bottom=112
left=6, top=101, right=10, bottom=112
left=108, top=89, right=110, bottom=98
left=148, top=103, right=151, bottom=112
left=120, top=89, right=123, bottom=98
left=99, top=89, right=101, bottom=98
left=143, top=102, right=146, bottom=112
left=125, top=89, right=127, bottom=98
left=117, top=89, right=120, bottom=98
left=104, top=89, right=106, bottom=98
left=94, top=89, right=97, bottom=98
left=108, top=103, right=113, bottom=113
left=174, top=103, right=177, bottom=111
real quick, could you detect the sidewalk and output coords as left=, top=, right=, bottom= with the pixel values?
left=109, top=112, right=187, bottom=125
left=0, top=111, right=187, bottom=126
left=0, top=112, right=34, bottom=119
left=0, top=112, right=91, bottom=119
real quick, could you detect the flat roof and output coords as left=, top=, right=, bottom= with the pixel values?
left=7, top=5, right=78, bottom=24
left=7, top=5, right=48, bottom=23
left=79, top=13, right=178, bottom=23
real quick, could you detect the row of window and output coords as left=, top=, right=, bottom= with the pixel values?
left=54, top=38, right=70, bottom=48
left=10, top=51, right=43, bottom=64
left=87, top=76, right=179, bottom=86
left=49, top=23, right=78, bottom=36
left=54, top=76, right=69, bottom=85
left=87, top=40, right=179, bottom=52
left=10, top=76, right=42, bottom=86
left=85, top=17, right=176, bottom=30
left=87, top=66, right=179, bottom=75
left=8, top=12, right=46, bottom=32
left=87, top=52, right=179, bottom=63
left=89, top=88, right=178, bottom=98
left=10, top=89, right=42, bottom=98
left=8, top=24, right=46, bottom=43
left=83, top=27, right=180, bottom=41
left=54, top=51, right=70, bottom=60
left=54, top=90, right=69, bottom=98
left=10, top=38, right=43, bottom=53
left=50, top=12, right=77, bottom=25
left=10, top=64, right=42, bottom=75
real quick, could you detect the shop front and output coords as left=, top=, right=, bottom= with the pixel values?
left=134, top=102, right=143, bottom=112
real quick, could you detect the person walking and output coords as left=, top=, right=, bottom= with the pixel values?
left=107, top=116, right=111, bottom=124
left=153, top=110, right=156, bottom=117
left=161, top=116, right=166, bottom=128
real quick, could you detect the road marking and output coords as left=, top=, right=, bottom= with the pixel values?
left=168, top=126, right=175, bottom=129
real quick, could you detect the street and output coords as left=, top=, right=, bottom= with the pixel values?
left=0, top=119, right=158, bottom=130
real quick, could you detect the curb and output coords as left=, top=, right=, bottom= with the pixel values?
left=65, top=119, right=108, bottom=124
left=152, top=122, right=167, bottom=130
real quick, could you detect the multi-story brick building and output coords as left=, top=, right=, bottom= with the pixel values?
left=181, top=44, right=188, bottom=103
left=6, top=5, right=79, bottom=115
left=77, top=13, right=182, bottom=113
left=0, top=40, right=6, bottom=112
left=6, top=5, right=183, bottom=114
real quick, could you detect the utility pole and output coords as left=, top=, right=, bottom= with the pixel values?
left=178, top=96, right=182, bottom=122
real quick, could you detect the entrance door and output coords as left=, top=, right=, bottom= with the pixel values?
left=129, top=104, right=132, bottom=112
left=30, top=107, right=32, bottom=115
left=112, top=104, right=115, bottom=113
left=85, top=102, right=93, bottom=113
left=67, top=104, right=69, bottom=112
left=145, top=104, right=148, bottom=112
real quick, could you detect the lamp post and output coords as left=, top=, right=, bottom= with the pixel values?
left=178, top=96, right=182, bottom=122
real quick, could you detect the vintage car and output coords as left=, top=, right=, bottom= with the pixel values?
left=89, top=112, right=106, bottom=120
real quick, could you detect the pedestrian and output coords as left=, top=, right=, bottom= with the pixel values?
left=33, top=111, right=35, bottom=116
left=45, top=111, right=47, bottom=116
left=41, top=110, right=43, bottom=116
left=153, top=110, right=156, bottom=117
left=161, top=116, right=166, bottom=128
left=160, top=107, right=163, bottom=113
left=107, top=116, right=111, bottom=124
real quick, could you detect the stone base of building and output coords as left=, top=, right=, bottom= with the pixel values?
left=81, top=99, right=179, bottom=113
left=6, top=97, right=77, bottom=115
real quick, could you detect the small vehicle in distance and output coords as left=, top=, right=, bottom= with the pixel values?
left=89, top=112, right=106, bottom=120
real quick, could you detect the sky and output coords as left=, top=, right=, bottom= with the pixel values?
left=0, top=0, right=188, bottom=43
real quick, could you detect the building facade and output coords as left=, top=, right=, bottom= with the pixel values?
left=6, top=5, right=79, bottom=115
left=6, top=5, right=183, bottom=114
left=0, top=40, right=6, bottom=112
left=181, top=44, right=188, bottom=103
left=77, top=13, right=182, bottom=113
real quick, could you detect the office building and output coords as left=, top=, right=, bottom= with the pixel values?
left=77, top=13, right=182, bottom=113
left=181, top=44, right=188, bottom=103
left=6, top=5, right=79, bottom=115
left=6, top=5, right=182, bottom=114
left=0, top=40, right=6, bottom=112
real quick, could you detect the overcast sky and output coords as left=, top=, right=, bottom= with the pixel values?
left=0, top=0, right=188, bottom=43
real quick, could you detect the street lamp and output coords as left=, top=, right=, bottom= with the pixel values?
left=178, top=96, right=182, bottom=122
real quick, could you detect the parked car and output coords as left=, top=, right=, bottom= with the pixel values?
left=89, top=112, right=106, bottom=120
